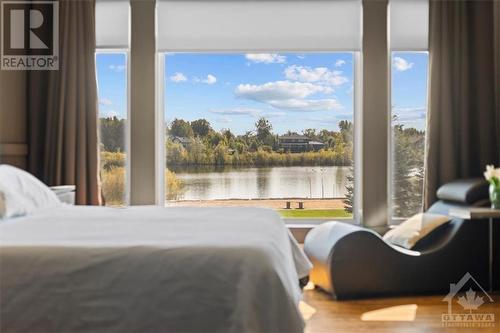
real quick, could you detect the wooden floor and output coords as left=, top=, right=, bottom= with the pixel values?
left=302, top=288, right=500, bottom=333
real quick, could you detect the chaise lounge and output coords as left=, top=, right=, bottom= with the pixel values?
left=304, top=179, right=490, bottom=299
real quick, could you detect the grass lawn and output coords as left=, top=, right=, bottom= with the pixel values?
left=278, top=209, right=352, bottom=219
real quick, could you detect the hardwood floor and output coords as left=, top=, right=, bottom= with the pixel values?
left=302, top=288, right=500, bottom=333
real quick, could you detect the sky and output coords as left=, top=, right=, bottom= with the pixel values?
left=96, top=52, right=428, bottom=134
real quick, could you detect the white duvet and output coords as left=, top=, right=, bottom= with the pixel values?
left=0, top=206, right=312, bottom=333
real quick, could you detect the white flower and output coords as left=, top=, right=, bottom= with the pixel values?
left=484, top=165, right=500, bottom=181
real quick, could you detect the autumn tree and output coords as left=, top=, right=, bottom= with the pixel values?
left=191, top=119, right=212, bottom=138
left=169, top=118, right=194, bottom=138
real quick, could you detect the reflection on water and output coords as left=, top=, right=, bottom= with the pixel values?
left=168, top=165, right=350, bottom=201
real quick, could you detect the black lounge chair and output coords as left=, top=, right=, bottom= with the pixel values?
left=304, top=179, right=490, bottom=299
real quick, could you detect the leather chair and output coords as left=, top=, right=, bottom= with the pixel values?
left=304, top=179, right=490, bottom=299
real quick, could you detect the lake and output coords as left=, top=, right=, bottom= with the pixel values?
left=169, top=166, right=351, bottom=201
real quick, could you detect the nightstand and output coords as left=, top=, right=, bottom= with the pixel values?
left=50, top=185, right=76, bottom=205
left=449, top=207, right=500, bottom=292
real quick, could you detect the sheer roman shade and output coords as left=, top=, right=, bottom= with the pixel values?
left=390, top=0, right=429, bottom=50
left=96, top=0, right=130, bottom=49
left=157, top=0, right=362, bottom=52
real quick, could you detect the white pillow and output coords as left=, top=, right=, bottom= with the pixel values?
left=0, top=165, right=61, bottom=219
left=383, top=213, right=451, bottom=249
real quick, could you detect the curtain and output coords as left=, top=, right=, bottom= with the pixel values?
left=28, top=0, right=101, bottom=205
left=424, top=0, right=500, bottom=208
left=495, top=0, right=500, bottom=164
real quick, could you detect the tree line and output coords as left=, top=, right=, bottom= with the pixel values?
left=165, top=117, right=354, bottom=167
left=99, top=116, right=425, bottom=216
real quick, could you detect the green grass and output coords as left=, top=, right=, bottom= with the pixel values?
left=278, top=209, right=352, bottom=219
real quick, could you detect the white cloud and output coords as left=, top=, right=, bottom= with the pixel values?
left=170, top=72, right=187, bottom=82
left=215, top=117, right=232, bottom=124
left=245, top=53, right=287, bottom=64
left=393, top=57, right=414, bottom=71
left=263, top=111, right=287, bottom=117
left=392, top=106, right=426, bottom=121
left=99, top=98, right=113, bottom=106
left=108, top=65, right=126, bottom=72
left=306, top=114, right=354, bottom=124
left=268, top=99, right=342, bottom=111
left=103, top=110, right=118, bottom=118
left=194, top=74, right=218, bottom=84
left=335, top=60, right=346, bottom=67
left=203, top=74, right=217, bottom=84
left=284, top=65, right=348, bottom=86
left=235, top=80, right=332, bottom=102
left=235, top=80, right=341, bottom=112
left=209, top=107, right=261, bottom=116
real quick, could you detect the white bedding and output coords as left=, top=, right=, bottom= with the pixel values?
left=0, top=206, right=312, bottom=333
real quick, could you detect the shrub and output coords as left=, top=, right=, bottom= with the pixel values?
left=101, top=166, right=125, bottom=206
left=101, top=151, right=125, bottom=171
left=166, top=169, right=184, bottom=200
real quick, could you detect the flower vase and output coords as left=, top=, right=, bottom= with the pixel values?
left=489, top=184, right=500, bottom=209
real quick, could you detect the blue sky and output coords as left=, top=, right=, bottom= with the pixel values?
left=96, top=52, right=428, bottom=134
left=391, top=52, right=429, bottom=131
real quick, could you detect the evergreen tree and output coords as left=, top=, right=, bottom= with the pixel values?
left=100, top=117, right=125, bottom=152
left=343, top=166, right=354, bottom=214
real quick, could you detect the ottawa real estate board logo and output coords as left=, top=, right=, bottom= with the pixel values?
left=1, top=0, right=58, bottom=70
left=442, top=272, right=495, bottom=328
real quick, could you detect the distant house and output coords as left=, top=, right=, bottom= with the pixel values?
left=171, top=136, right=191, bottom=148
left=278, top=134, right=325, bottom=152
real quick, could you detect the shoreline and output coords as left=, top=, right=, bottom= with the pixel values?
left=166, top=198, right=347, bottom=210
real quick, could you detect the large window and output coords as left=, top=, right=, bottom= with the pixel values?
left=390, top=52, right=429, bottom=220
left=96, top=52, right=128, bottom=206
left=163, top=53, right=355, bottom=220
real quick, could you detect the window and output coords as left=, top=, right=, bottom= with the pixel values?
left=96, top=52, right=128, bottom=206
left=390, top=52, right=429, bottom=220
left=162, top=53, right=355, bottom=221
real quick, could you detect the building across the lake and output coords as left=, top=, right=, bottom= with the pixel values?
left=171, top=136, right=191, bottom=148
left=278, top=134, right=325, bottom=152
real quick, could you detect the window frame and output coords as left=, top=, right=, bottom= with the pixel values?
left=95, top=49, right=131, bottom=206
left=157, top=51, right=361, bottom=225
left=388, top=50, right=430, bottom=224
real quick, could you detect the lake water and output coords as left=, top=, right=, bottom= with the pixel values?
left=169, top=166, right=350, bottom=201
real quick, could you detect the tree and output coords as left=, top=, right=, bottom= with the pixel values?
left=207, top=131, right=224, bottom=147
left=214, top=142, right=229, bottom=165
left=100, top=117, right=125, bottom=152
left=166, top=140, right=187, bottom=165
left=191, top=119, right=212, bottom=138
left=187, top=138, right=206, bottom=164
left=338, top=120, right=353, bottom=146
left=169, top=118, right=194, bottom=138
left=302, top=128, right=317, bottom=140
left=221, top=129, right=235, bottom=144
left=392, top=123, right=424, bottom=217
left=343, top=166, right=354, bottom=214
left=255, top=117, right=273, bottom=143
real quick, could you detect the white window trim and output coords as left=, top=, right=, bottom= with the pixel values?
left=158, top=51, right=361, bottom=224
left=388, top=50, right=430, bottom=224
left=95, top=49, right=131, bottom=206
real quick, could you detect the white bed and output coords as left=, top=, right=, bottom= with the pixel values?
left=0, top=205, right=312, bottom=333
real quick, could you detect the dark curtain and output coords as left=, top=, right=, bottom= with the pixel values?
left=28, top=0, right=101, bottom=205
left=424, top=0, right=500, bottom=208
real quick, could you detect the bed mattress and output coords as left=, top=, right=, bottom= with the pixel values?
left=0, top=206, right=312, bottom=333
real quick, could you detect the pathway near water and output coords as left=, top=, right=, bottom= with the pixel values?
left=166, top=198, right=346, bottom=210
